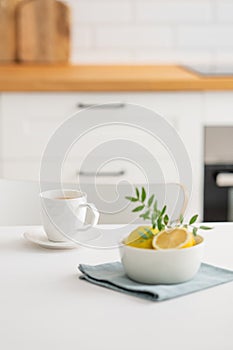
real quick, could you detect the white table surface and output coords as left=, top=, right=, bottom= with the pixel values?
left=0, top=223, right=233, bottom=350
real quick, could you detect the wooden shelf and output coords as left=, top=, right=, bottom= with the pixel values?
left=0, top=64, right=233, bottom=91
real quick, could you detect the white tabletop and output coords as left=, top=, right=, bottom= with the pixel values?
left=0, top=223, right=233, bottom=350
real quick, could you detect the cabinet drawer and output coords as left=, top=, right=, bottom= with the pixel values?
left=1, top=117, right=62, bottom=158
left=1, top=160, right=40, bottom=181
left=2, top=157, right=180, bottom=185
left=1, top=93, right=78, bottom=118
left=1, top=92, right=202, bottom=186
left=62, top=159, right=179, bottom=184
left=1, top=94, right=182, bottom=159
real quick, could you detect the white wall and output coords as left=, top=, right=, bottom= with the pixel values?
left=64, top=0, right=233, bottom=65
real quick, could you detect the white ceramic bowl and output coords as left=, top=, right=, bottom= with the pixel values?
left=120, top=238, right=204, bottom=284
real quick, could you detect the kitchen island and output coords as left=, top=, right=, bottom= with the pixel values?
left=1, top=223, right=233, bottom=350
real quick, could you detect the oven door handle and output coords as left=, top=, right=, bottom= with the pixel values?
left=216, top=173, right=233, bottom=187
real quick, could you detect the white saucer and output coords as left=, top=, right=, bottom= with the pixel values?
left=23, top=229, right=78, bottom=250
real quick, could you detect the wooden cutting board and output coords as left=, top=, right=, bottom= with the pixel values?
left=0, top=0, right=20, bottom=62
left=16, top=0, right=70, bottom=63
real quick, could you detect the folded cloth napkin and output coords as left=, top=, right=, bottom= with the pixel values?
left=78, top=262, right=233, bottom=301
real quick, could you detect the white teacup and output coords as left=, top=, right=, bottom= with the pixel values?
left=40, top=189, right=99, bottom=243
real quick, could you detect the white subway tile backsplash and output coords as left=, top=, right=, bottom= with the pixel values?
left=71, top=49, right=134, bottom=64
left=62, top=0, right=233, bottom=64
left=216, top=0, right=233, bottom=22
left=215, top=50, right=233, bottom=65
left=71, top=48, right=213, bottom=65
left=72, top=27, right=93, bottom=48
left=95, top=25, right=173, bottom=48
left=177, top=25, right=233, bottom=48
left=132, top=49, right=213, bottom=65
left=72, top=1, right=132, bottom=23
left=135, top=1, right=213, bottom=23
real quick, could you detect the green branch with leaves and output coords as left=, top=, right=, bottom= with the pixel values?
left=126, top=186, right=212, bottom=236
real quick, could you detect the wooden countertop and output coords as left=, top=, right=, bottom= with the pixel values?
left=1, top=64, right=233, bottom=91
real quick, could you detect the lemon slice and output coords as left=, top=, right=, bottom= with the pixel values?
left=124, top=226, right=159, bottom=249
left=152, top=227, right=195, bottom=250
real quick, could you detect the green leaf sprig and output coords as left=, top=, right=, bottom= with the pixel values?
left=180, top=213, right=213, bottom=236
left=126, top=187, right=213, bottom=236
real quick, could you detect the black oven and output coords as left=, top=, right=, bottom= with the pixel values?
left=204, top=127, right=233, bottom=222
left=204, top=164, right=233, bottom=221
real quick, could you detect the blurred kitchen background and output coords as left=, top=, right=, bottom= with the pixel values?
left=0, top=0, right=233, bottom=225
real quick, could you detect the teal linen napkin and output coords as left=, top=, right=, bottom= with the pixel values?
left=78, top=262, right=233, bottom=301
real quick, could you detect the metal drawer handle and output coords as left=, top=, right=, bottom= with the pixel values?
left=77, top=170, right=125, bottom=177
left=216, top=173, right=233, bottom=187
left=77, top=103, right=126, bottom=109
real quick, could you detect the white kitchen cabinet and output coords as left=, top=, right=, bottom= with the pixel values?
left=203, top=92, right=233, bottom=125
left=0, top=92, right=203, bottom=218
left=0, top=93, right=3, bottom=176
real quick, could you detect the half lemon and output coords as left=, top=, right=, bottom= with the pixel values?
left=152, top=227, right=195, bottom=250
left=124, top=226, right=159, bottom=249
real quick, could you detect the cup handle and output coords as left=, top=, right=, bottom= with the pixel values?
left=76, top=203, right=99, bottom=231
